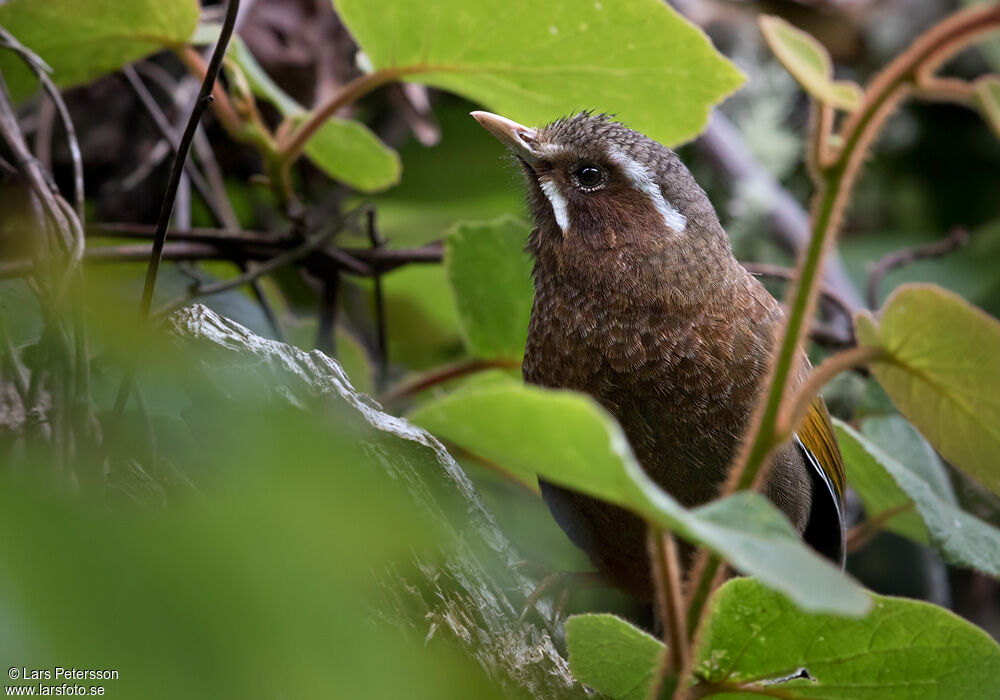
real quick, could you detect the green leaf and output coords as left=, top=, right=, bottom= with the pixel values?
left=975, top=76, right=1000, bottom=141
left=380, top=264, right=464, bottom=370
left=303, top=119, right=402, bottom=193
left=333, top=0, right=744, bottom=147
left=228, top=39, right=400, bottom=192
left=410, top=383, right=870, bottom=614
left=837, top=420, right=1000, bottom=578
left=693, top=578, right=1000, bottom=699
left=0, top=0, right=200, bottom=101
left=856, top=284, right=1000, bottom=496
left=759, top=15, right=863, bottom=111
left=359, top=102, right=527, bottom=248
left=0, top=399, right=500, bottom=700
left=445, top=217, right=534, bottom=359
left=565, top=614, right=669, bottom=700
left=336, top=327, right=375, bottom=396
left=861, top=415, right=956, bottom=504
left=845, top=417, right=932, bottom=544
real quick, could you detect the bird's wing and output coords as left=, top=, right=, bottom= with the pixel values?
left=797, top=396, right=846, bottom=501
left=797, top=396, right=847, bottom=567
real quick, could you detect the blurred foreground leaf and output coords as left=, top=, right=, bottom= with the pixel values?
left=759, top=15, right=863, bottom=111
left=837, top=420, right=1000, bottom=577
left=410, top=382, right=870, bottom=614
left=334, top=0, right=743, bottom=147
left=692, top=578, right=1000, bottom=699
left=856, top=284, right=1000, bottom=495
left=0, top=0, right=199, bottom=101
left=0, top=304, right=585, bottom=698
left=445, top=217, right=533, bottom=359
left=0, top=407, right=498, bottom=699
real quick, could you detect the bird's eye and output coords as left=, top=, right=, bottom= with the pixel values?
left=574, top=165, right=605, bottom=190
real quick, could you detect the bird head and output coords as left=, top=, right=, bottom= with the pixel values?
left=472, top=110, right=736, bottom=296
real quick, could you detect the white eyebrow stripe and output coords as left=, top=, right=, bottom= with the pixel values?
left=539, top=177, right=570, bottom=234
left=607, top=146, right=687, bottom=232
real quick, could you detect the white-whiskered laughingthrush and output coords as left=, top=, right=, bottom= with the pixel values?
left=472, top=110, right=845, bottom=601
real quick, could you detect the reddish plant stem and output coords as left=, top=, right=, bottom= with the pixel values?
left=682, top=6, right=1000, bottom=688
left=381, top=357, right=520, bottom=404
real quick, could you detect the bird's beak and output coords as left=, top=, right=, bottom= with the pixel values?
left=470, top=111, right=541, bottom=165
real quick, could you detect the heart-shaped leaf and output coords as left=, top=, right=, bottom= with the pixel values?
left=567, top=578, right=1000, bottom=699
left=410, top=382, right=870, bottom=614
left=692, top=577, right=1000, bottom=699
left=856, top=284, right=1000, bottom=496
left=0, top=0, right=200, bottom=101
left=333, top=0, right=744, bottom=147
left=759, top=15, right=863, bottom=111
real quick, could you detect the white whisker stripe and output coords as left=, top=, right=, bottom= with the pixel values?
left=607, top=147, right=687, bottom=233
left=540, top=177, right=570, bottom=233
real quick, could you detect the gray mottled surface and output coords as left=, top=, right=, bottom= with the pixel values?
left=168, top=304, right=586, bottom=699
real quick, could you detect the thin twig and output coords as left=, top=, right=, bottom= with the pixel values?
left=134, top=61, right=242, bottom=231
left=102, top=0, right=241, bottom=461
left=0, top=240, right=380, bottom=279
left=726, top=3, right=1000, bottom=506
left=647, top=529, right=688, bottom=700
left=866, top=226, right=969, bottom=309
left=0, top=314, right=30, bottom=402
left=740, top=261, right=856, bottom=329
left=680, top=8, right=1000, bottom=666
left=278, top=67, right=420, bottom=169
left=381, top=358, right=521, bottom=404
left=695, top=112, right=863, bottom=314
left=774, top=345, right=885, bottom=452
left=121, top=66, right=230, bottom=227
left=0, top=74, right=78, bottom=260
left=88, top=222, right=284, bottom=245
left=365, top=208, right=389, bottom=390
left=0, top=26, right=84, bottom=222
left=33, top=97, right=55, bottom=174
left=240, top=263, right=286, bottom=342
left=316, top=276, right=340, bottom=355
left=846, top=502, right=915, bottom=552
left=154, top=222, right=347, bottom=317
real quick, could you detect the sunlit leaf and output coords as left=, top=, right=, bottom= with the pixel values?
left=759, top=15, right=863, bottom=111
left=333, top=0, right=744, bottom=147
left=565, top=614, right=668, bottom=700
left=692, top=578, right=1000, bottom=699
left=410, top=383, right=870, bottom=614
left=0, top=0, right=200, bottom=101
left=228, top=39, right=400, bottom=192
left=445, top=217, right=533, bottom=359
left=856, top=284, right=1000, bottom=496
left=975, top=75, right=1000, bottom=140
left=837, top=420, right=1000, bottom=578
